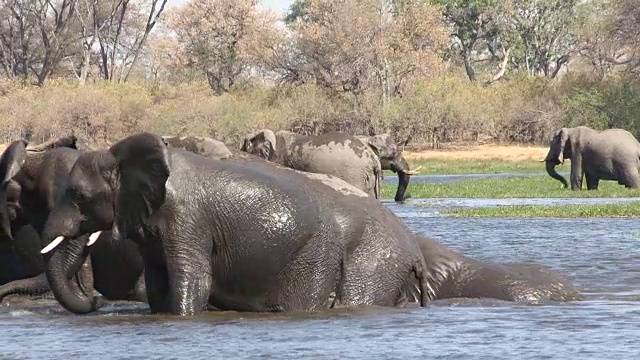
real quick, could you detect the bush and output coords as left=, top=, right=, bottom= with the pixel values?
left=0, top=72, right=637, bottom=149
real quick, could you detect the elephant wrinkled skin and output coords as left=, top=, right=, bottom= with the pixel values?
left=415, top=234, right=581, bottom=303
left=40, top=132, right=429, bottom=315
left=242, top=129, right=382, bottom=199
left=544, top=126, right=640, bottom=190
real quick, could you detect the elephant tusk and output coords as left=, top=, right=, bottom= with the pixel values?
left=87, top=231, right=102, bottom=247
left=411, top=165, right=423, bottom=172
left=41, top=236, right=65, bottom=254
left=404, top=170, right=420, bottom=175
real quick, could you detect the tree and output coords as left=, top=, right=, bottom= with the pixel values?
left=282, top=0, right=448, bottom=106
left=73, top=0, right=125, bottom=84
left=433, top=0, right=508, bottom=82
left=165, top=0, right=278, bottom=94
left=0, top=0, right=77, bottom=85
left=508, top=0, right=585, bottom=79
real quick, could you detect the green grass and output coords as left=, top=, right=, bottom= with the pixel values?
left=381, top=175, right=640, bottom=199
left=380, top=159, right=640, bottom=218
left=399, top=158, right=544, bottom=175
left=442, top=202, right=640, bottom=218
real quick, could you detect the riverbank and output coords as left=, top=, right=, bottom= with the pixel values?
left=382, top=144, right=640, bottom=217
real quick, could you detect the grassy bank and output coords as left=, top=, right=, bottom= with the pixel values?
left=399, top=158, right=544, bottom=176
left=442, top=202, right=640, bottom=218
left=380, top=175, right=640, bottom=199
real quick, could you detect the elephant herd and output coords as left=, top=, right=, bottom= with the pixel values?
left=0, top=129, right=590, bottom=316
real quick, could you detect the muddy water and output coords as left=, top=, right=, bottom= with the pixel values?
left=1, top=198, right=639, bottom=359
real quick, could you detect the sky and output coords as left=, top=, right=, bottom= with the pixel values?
left=167, top=0, right=294, bottom=14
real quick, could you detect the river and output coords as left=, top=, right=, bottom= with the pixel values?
left=0, top=187, right=638, bottom=359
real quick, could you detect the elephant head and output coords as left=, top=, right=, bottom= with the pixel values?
left=40, top=133, right=170, bottom=314
left=241, top=129, right=277, bottom=161
left=359, top=134, right=420, bottom=202
left=544, top=128, right=571, bottom=188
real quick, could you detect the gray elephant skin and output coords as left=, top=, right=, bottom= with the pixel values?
left=39, top=132, right=429, bottom=315
left=0, top=137, right=146, bottom=307
left=415, top=234, right=581, bottom=303
left=545, top=126, right=640, bottom=190
left=161, top=135, right=233, bottom=160
left=356, top=134, right=419, bottom=202
left=241, top=129, right=382, bottom=199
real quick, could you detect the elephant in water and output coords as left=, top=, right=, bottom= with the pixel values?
left=39, top=132, right=429, bottom=315
left=544, top=126, right=640, bottom=190
left=241, top=129, right=382, bottom=199
left=415, top=234, right=581, bottom=303
left=356, top=134, right=420, bottom=202
left=0, top=137, right=146, bottom=306
left=161, top=135, right=233, bottom=160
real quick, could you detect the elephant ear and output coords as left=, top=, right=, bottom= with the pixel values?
left=557, top=128, right=569, bottom=163
left=245, top=130, right=275, bottom=160
left=240, top=132, right=255, bottom=152
left=0, top=140, right=27, bottom=239
left=0, top=140, right=28, bottom=186
left=109, top=133, right=171, bottom=241
left=547, top=128, right=570, bottom=164
left=365, top=135, right=395, bottom=159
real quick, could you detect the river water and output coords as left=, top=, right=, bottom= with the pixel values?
left=1, top=176, right=638, bottom=359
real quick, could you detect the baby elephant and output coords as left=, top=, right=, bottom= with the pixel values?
left=415, top=234, right=581, bottom=304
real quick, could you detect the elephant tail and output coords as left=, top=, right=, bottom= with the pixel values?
left=412, top=259, right=429, bottom=307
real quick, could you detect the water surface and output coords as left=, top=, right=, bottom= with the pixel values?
left=1, top=200, right=638, bottom=359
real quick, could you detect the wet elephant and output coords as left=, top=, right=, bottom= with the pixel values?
left=161, top=135, right=233, bottom=160
left=0, top=137, right=146, bottom=307
left=415, top=233, right=581, bottom=303
left=39, top=132, right=428, bottom=315
left=241, top=129, right=382, bottom=199
left=356, top=134, right=420, bottom=202
left=545, top=126, right=640, bottom=190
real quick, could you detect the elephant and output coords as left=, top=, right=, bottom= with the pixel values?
left=415, top=233, right=581, bottom=303
left=355, top=134, right=420, bottom=202
left=544, top=126, right=640, bottom=190
left=241, top=129, right=382, bottom=199
left=0, top=224, right=43, bottom=286
left=0, top=137, right=146, bottom=307
left=39, top=132, right=429, bottom=315
left=161, top=135, right=233, bottom=160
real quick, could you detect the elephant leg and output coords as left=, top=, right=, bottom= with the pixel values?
left=585, top=174, right=600, bottom=190
left=166, top=262, right=212, bottom=315
left=0, top=273, right=50, bottom=301
left=617, top=167, right=640, bottom=189
left=163, top=241, right=212, bottom=315
left=142, top=260, right=172, bottom=314
left=127, top=273, right=148, bottom=303
left=570, top=155, right=584, bottom=190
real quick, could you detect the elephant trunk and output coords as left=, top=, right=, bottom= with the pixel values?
left=545, top=160, right=568, bottom=188
left=389, top=155, right=413, bottom=202
left=41, top=205, right=102, bottom=314
left=395, top=170, right=411, bottom=202
left=44, top=234, right=101, bottom=314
